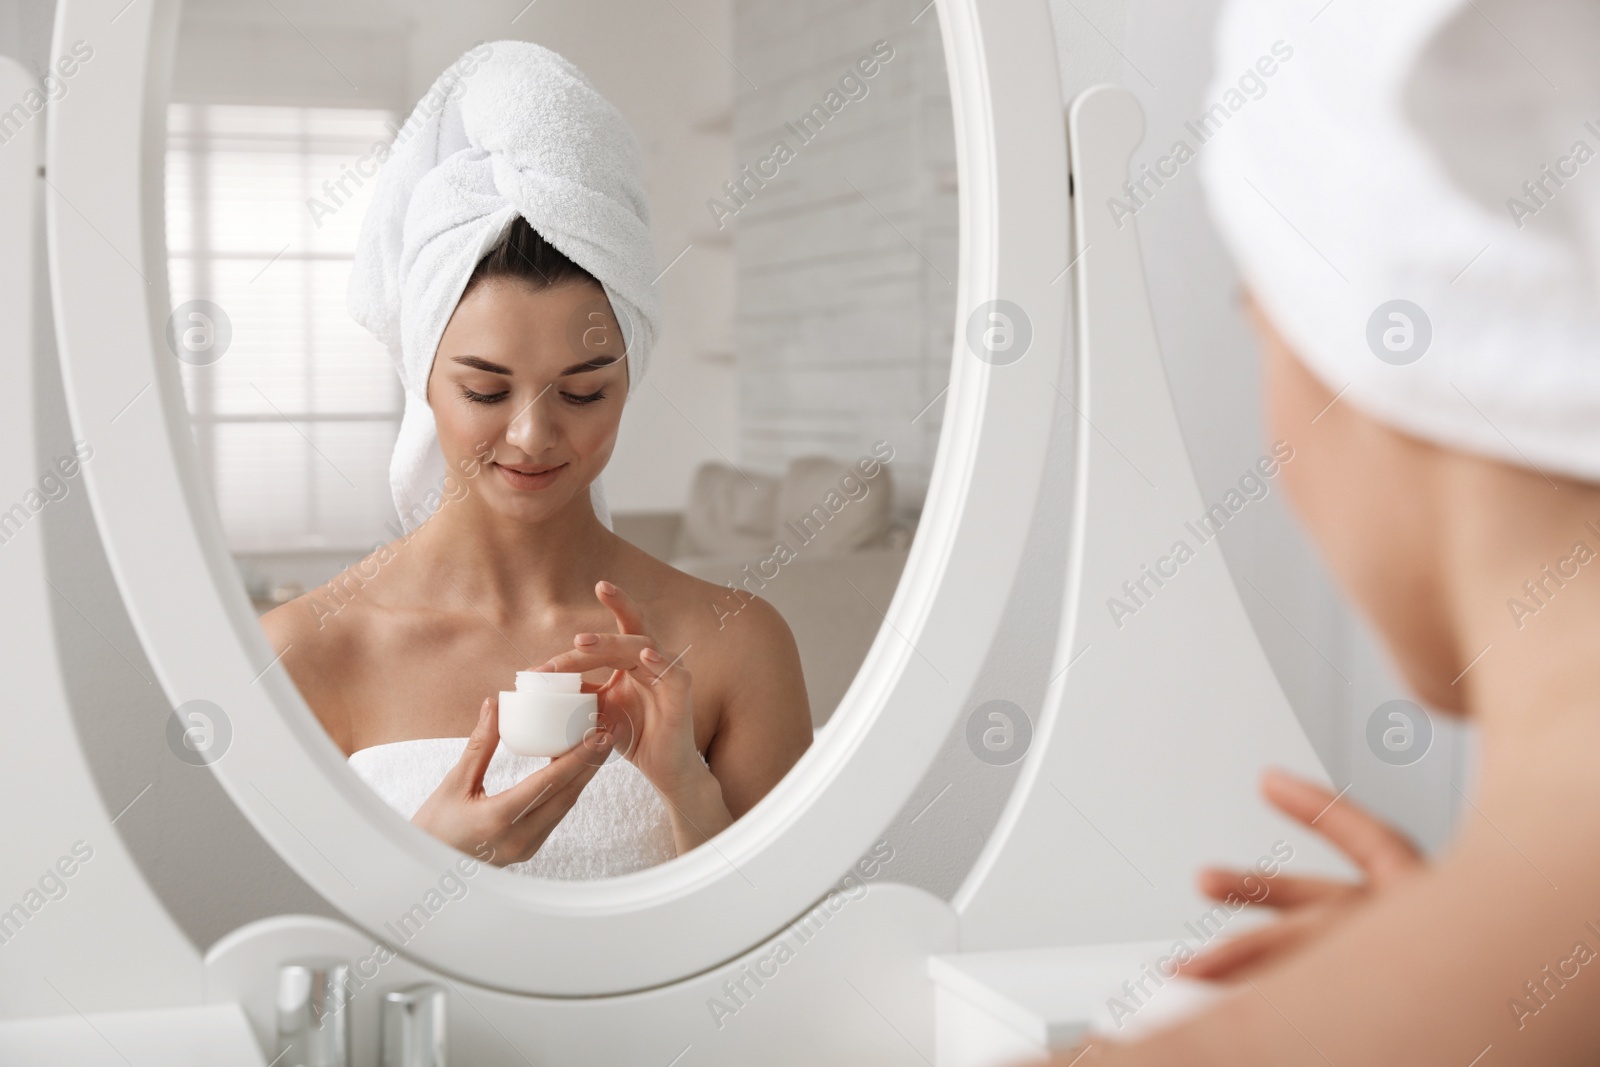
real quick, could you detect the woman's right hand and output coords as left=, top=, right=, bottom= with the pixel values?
left=410, top=694, right=614, bottom=866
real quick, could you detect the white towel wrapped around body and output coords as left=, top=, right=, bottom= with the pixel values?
left=347, top=738, right=677, bottom=880
left=347, top=40, right=663, bottom=529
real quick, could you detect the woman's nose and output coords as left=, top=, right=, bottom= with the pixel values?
left=503, top=386, right=559, bottom=452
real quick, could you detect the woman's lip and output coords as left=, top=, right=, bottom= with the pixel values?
left=495, top=462, right=567, bottom=490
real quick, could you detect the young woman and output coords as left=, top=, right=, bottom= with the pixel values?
left=1050, top=0, right=1600, bottom=1059
left=1050, top=290, right=1600, bottom=1065
left=262, top=219, right=813, bottom=881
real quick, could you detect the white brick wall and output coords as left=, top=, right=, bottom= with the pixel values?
left=729, top=1, right=957, bottom=523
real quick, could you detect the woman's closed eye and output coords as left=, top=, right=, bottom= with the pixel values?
left=456, top=385, right=609, bottom=406
left=458, top=384, right=510, bottom=404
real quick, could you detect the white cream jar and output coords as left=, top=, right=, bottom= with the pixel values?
left=497, top=671, right=597, bottom=757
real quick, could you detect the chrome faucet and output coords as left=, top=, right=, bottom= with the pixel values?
left=275, top=958, right=351, bottom=1067
left=380, top=982, right=448, bottom=1067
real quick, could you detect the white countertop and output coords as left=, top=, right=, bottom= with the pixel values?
left=0, top=1003, right=266, bottom=1066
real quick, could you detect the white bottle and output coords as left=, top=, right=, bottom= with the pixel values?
left=497, top=671, right=597, bottom=757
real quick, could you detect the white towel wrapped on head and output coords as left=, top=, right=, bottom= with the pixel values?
left=1202, top=0, right=1600, bottom=484
left=347, top=39, right=663, bottom=529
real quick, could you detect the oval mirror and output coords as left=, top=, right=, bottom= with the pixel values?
left=48, top=0, right=1068, bottom=994
left=163, top=0, right=945, bottom=881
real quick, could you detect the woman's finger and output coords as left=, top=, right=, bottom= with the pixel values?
left=1195, top=867, right=1357, bottom=910
left=1260, top=768, right=1424, bottom=884
left=638, top=644, right=691, bottom=692
left=574, top=632, right=655, bottom=664
left=495, top=748, right=609, bottom=863
left=1175, top=910, right=1322, bottom=981
left=595, top=579, right=649, bottom=636
left=448, top=697, right=499, bottom=797
left=493, top=732, right=613, bottom=824
left=539, top=646, right=638, bottom=678
left=588, top=688, right=641, bottom=757
left=1255, top=768, right=1349, bottom=826
left=570, top=709, right=622, bottom=766
left=503, top=773, right=592, bottom=861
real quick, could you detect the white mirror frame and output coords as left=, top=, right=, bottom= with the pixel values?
left=47, top=0, right=1070, bottom=995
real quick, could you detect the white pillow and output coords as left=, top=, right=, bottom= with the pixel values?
left=773, top=455, right=893, bottom=557
left=674, top=462, right=781, bottom=558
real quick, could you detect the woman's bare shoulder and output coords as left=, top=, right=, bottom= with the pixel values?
left=259, top=539, right=421, bottom=653
left=259, top=558, right=384, bottom=657
left=613, top=539, right=797, bottom=655
left=258, top=557, right=395, bottom=752
left=627, top=546, right=808, bottom=725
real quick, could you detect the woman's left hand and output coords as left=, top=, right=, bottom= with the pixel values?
left=1175, top=768, right=1426, bottom=982
left=537, top=580, right=731, bottom=849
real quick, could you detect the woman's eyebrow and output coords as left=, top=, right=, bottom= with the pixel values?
left=449, top=354, right=623, bottom=377
left=450, top=355, right=513, bottom=375
left=558, top=355, right=623, bottom=377
left=451, top=355, right=624, bottom=375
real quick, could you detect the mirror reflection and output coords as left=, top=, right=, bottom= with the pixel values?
left=163, top=0, right=956, bottom=879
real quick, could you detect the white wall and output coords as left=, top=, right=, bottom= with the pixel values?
left=1116, top=0, right=1473, bottom=849
left=729, top=0, right=956, bottom=518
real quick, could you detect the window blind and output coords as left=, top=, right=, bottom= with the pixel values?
left=166, top=102, right=403, bottom=553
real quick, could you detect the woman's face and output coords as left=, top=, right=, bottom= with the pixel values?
left=1248, top=292, right=1466, bottom=713
left=428, top=277, right=630, bottom=523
